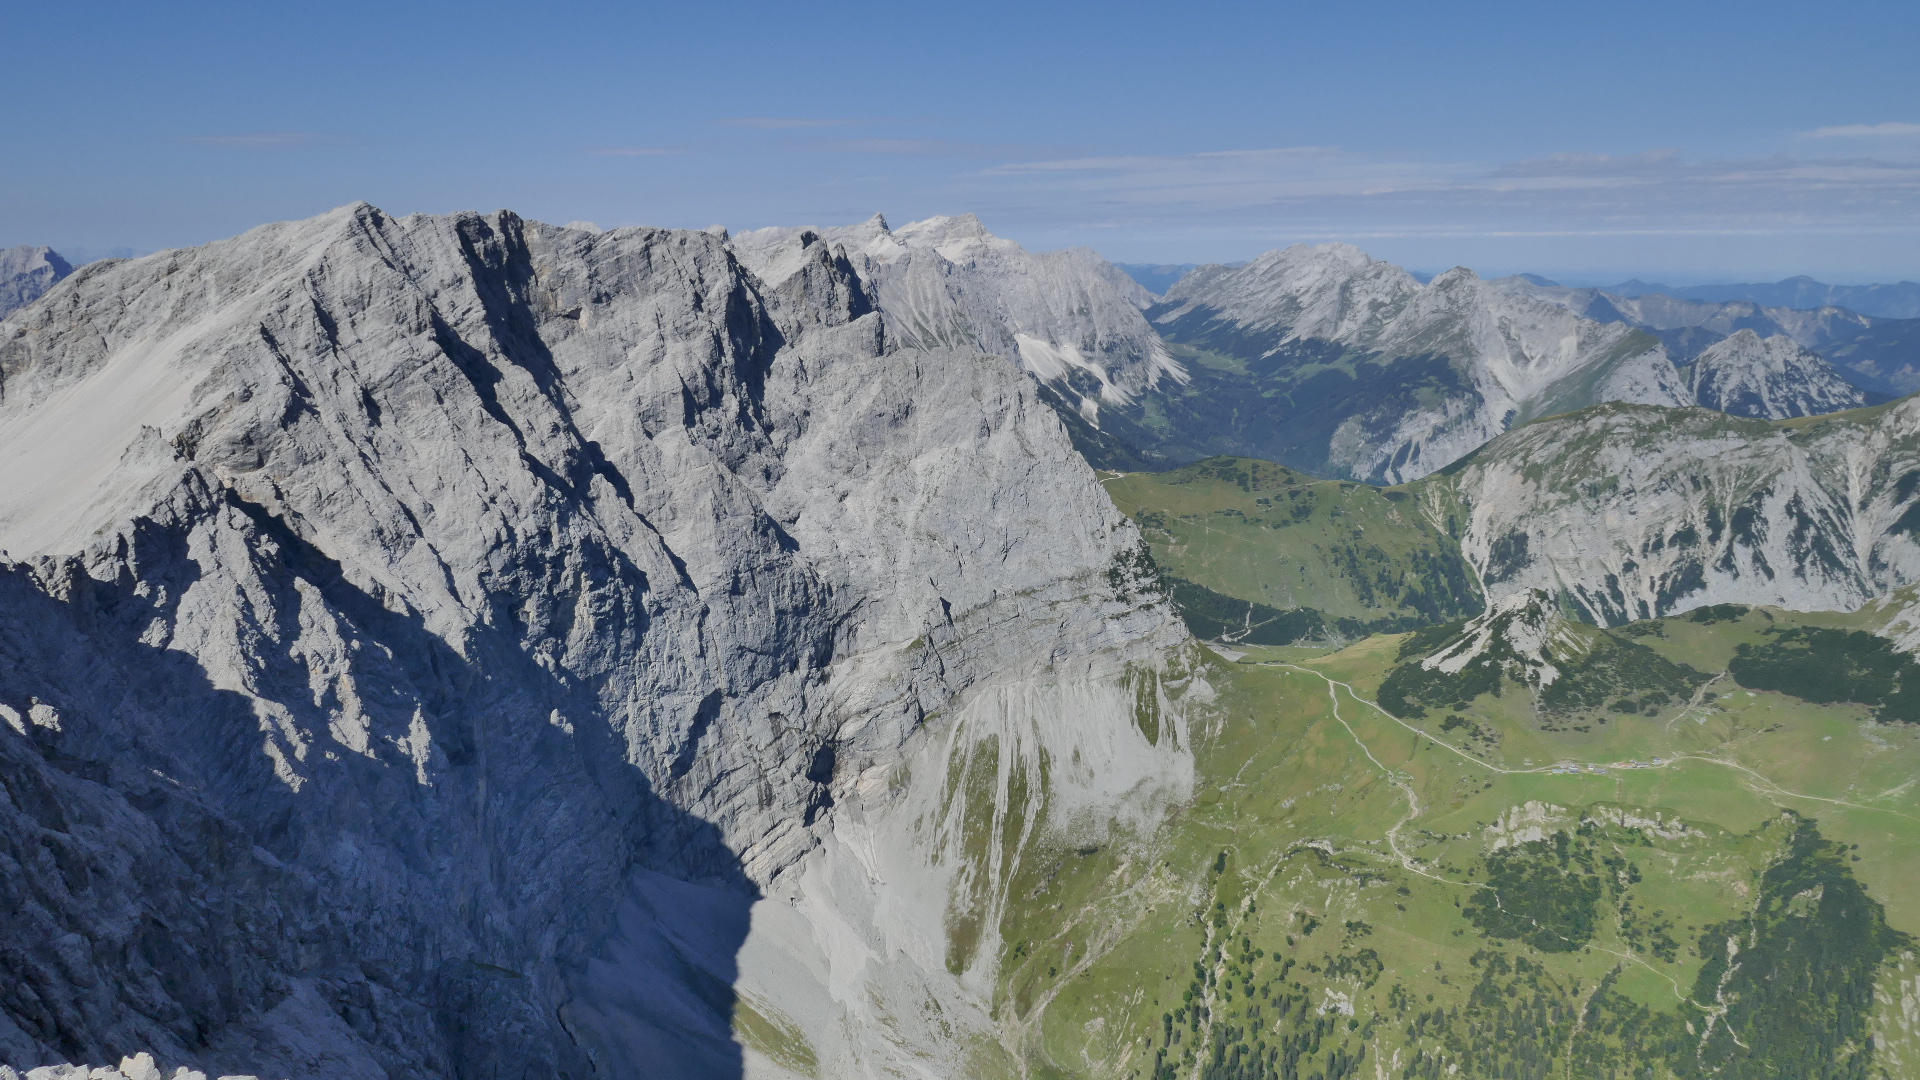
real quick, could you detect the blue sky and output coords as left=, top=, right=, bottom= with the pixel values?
left=5, top=0, right=1918, bottom=281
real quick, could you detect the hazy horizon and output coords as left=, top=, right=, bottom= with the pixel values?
left=7, top=0, right=1918, bottom=282
left=30, top=216, right=1918, bottom=293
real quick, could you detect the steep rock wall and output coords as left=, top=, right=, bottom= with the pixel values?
left=1426, top=400, right=1920, bottom=625
left=0, top=205, right=1194, bottom=1078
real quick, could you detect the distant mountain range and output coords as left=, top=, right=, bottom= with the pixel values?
left=11, top=229, right=1918, bottom=485
left=1124, top=264, right=1920, bottom=320
left=1485, top=275, right=1920, bottom=396
left=1114, top=262, right=1202, bottom=294
left=1088, top=243, right=1908, bottom=481
left=1600, top=275, right=1920, bottom=320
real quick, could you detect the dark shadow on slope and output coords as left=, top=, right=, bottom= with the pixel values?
left=0, top=487, right=758, bottom=1079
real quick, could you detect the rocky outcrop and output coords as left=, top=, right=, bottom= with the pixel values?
left=1423, top=399, right=1920, bottom=625
left=1687, top=329, right=1868, bottom=418
left=1414, top=589, right=1585, bottom=689
left=0, top=246, right=72, bottom=320
left=0, top=205, right=1195, bottom=1078
left=731, top=214, right=1186, bottom=429
left=1, top=1052, right=241, bottom=1080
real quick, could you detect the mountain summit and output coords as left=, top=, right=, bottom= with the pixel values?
left=732, top=213, right=1187, bottom=429
left=0, top=203, right=1196, bottom=1077
left=0, top=245, right=72, bottom=319
left=1686, top=328, right=1867, bottom=418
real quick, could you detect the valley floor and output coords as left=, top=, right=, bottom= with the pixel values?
left=990, top=614, right=1920, bottom=1080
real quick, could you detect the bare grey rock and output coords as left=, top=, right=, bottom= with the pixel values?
left=0, top=204, right=1195, bottom=1078
left=1425, top=398, right=1920, bottom=625
left=1, top=1054, right=225, bottom=1080
left=0, top=246, right=72, bottom=320
left=732, top=214, right=1187, bottom=430
left=1687, top=329, right=1868, bottom=419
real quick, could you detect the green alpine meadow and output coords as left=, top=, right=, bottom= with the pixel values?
left=962, top=400, right=1920, bottom=1080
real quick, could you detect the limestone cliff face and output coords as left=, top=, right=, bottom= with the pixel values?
left=1423, top=400, right=1920, bottom=625
left=0, top=205, right=1194, bottom=1078
left=731, top=214, right=1187, bottom=429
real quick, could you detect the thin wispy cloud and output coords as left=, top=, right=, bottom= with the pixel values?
left=586, top=146, right=683, bottom=157
left=970, top=143, right=1920, bottom=237
left=1492, top=149, right=1681, bottom=174
left=720, top=117, right=875, bottom=130
left=993, top=147, right=1340, bottom=174
left=178, top=131, right=339, bottom=149
left=815, top=137, right=1055, bottom=157
left=985, top=146, right=1471, bottom=204
left=1806, top=122, right=1920, bottom=138
left=1192, top=146, right=1344, bottom=162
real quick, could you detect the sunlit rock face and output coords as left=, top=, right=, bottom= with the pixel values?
left=1423, top=399, right=1920, bottom=626
left=731, top=214, right=1188, bottom=433
left=0, top=205, right=1195, bottom=1079
left=1685, top=329, right=1868, bottom=419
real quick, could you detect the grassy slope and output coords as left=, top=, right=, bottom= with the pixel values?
left=986, top=609, right=1920, bottom=1080
left=1103, top=457, right=1479, bottom=636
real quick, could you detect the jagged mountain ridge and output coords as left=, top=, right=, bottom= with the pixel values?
left=1604, top=275, right=1920, bottom=320
left=731, top=213, right=1187, bottom=429
left=1158, top=242, right=1693, bottom=421
left=1490, top=275, right=1877, bottom=358
left=0, top=246, right=72, bottom=320
left=1129, top=243, right=1689, bottom=482
left=1489, top=274, right=1920, bottom=396
left=726, top=224, right=1895, bottom=485
left=0, top=203, right=1198, bottom=1078
left=742, top=225, right=1901, bottom=484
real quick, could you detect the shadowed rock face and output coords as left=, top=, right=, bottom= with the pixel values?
left=0, top=246, right=71, bottom=320
left=0, top=205, right=1193, bottom=1078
